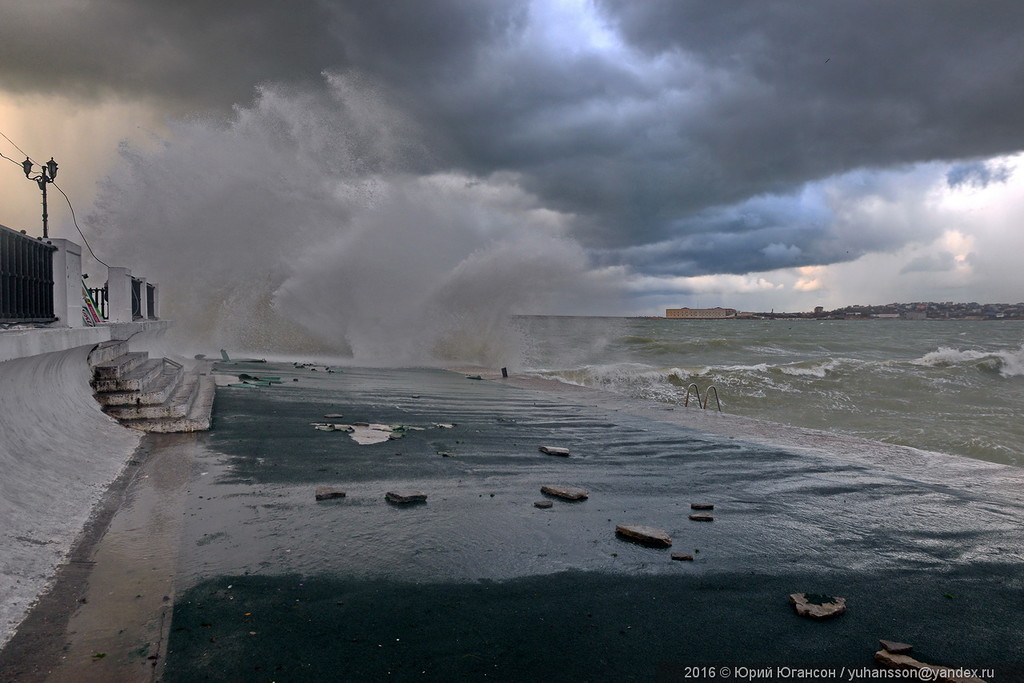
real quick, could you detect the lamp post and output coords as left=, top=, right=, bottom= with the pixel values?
left=22, top=157, right=59, bottom=238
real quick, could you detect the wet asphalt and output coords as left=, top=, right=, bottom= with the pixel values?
left=161, top=362, right=1024, bottom=681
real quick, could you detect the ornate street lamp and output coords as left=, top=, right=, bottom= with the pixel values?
left=22, top=157, right=59, bottom=238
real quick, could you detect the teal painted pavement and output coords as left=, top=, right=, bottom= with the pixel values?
left=163, top=362, right=1024, bottom=681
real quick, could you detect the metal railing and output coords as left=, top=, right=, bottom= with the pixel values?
left=87, top=285, right=108, bottom=320
left=0, top=224, right=56, bottom=323
left=131, top=277, right=143, bottom=320
left=683, top=383, right=722, bottom=411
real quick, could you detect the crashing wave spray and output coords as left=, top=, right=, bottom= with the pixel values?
left=88, top=74, right=607, bottom=365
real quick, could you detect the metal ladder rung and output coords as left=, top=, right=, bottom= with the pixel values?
left=684, top=383, right=722, bottom=411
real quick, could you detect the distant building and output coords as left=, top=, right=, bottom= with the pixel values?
left=666, top=307, right=737, bottom=319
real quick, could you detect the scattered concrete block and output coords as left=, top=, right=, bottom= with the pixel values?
left=874, top=650, right=986, bottom=682
left=689, top=513, right=714, bottom=522
left=671, top=553, right=694, bottom=561
left=690, top=503, right=714, bottom=510
left=315, top=487, right=346, bottom=501
left=534, top=500, right=553, bottom=509
left=324, top=413, right=344, bottom=418
left=880, top=640, right=913, bottom=655
left=539, top=446, right=570, bottom=456
left=386, top=490, right=428, bottom=504
left=615, top=524, right=672, bottom=548
left=789, top=593, right=847, bottom=620
left=540, top=485, right=589, bottom=501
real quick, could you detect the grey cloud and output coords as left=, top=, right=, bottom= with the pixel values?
left=0, top=0, right=525, bottom=112
left=946, top=161, right=1012, bottom=189
left=4, top=0, right=1024, bottom=277
left=900, top=252, right=959, bottom=274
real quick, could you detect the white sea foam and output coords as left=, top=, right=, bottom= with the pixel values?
left=914, top=345, right=1024, bottom=377
left=778, top=359, right=841, bottom=377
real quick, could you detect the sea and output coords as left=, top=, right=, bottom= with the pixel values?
left=510, top=317, right=1024, bottom=468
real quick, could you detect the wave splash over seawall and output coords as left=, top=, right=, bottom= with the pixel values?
left=88, top=76, right=615, bottom=367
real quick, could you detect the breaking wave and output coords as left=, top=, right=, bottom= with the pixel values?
left=913, top=345, right=1024, bottom=378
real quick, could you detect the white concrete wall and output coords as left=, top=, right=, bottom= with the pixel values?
left=48, top=238, right=83, bottom=329
left=0, top=345, right=143, bottom=649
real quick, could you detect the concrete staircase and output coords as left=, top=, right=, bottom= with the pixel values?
left=88, top=340, right=215, bottom=433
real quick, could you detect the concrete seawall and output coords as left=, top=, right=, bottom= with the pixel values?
left=0, top=344, right=142, bottom=649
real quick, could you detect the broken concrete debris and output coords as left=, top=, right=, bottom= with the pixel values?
left=789, top=593, right=847, bottom=620
left=879, top=640, right=913, bottom=655
left=540, top=485, right=589, bottom=501
left=315, top=487, right=346, bottom=501
left=689, top=513, right=714, bottom=522
left=539, top=445, right=570, bottom=456
left=313, top=423, right=354, bottom=432
left=534, top=500, right=553, bottom=509
left=386, top=490, right=428, bottom=504
left=311, top=421, right=439, bottom=445
left=690, top=503, right=714, bottom=510
left=615, top=524, right=672, bottom=548
left=671, top=552, right=694, bottom=561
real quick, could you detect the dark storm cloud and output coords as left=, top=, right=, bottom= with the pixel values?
left=4, top=0, right=1024, bottom=277
left=0, top=0, right=526, bottom=112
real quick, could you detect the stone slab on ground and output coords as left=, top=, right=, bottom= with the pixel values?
left=538, top=446, right=570, bottom=456
left=540, top=485, right=589, bottom=501
left=615, top=524, right=672, bottom=548
left=789, top=593, right=847, bottom=620
left=386, top=490, right=428, bottom=504
left=880, top=640, right=913, bottom=654
left=315, top=487, right=346, bottom=501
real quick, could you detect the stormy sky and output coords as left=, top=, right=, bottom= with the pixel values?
left=2, top=0, right=1024, bottom=315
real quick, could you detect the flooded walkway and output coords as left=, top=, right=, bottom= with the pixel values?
left=5, top=362, right=1024, bottom=680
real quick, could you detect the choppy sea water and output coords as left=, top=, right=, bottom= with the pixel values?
left=513, top=317, right=1024, bottom=467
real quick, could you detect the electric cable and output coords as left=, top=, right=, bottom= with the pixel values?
left=53, top=182, right=111, bottom=268
left=1, top=127, right=112, bottom=267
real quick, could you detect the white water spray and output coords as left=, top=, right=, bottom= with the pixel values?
left=88, top=75, right=610, bottom=365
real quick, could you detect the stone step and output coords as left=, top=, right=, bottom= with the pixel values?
left=92, top=358, right=164, bottom=393
left=88, top=340, right=130, bottom=366
left=100, top=369, right=188, bottom=417
left=95, top=362, right=183, bottom=407
left=106, top=366, right=199, bottom=421
left=92, top=351, right=149, bottom=380
left=119, top=368, right=215, bottom=433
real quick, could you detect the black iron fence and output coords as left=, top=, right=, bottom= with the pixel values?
left=131, top=277, right=143, bottom=320
left=0, top=224, right=56, bottom=323
left=87, top=285, right=108, bottom=320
